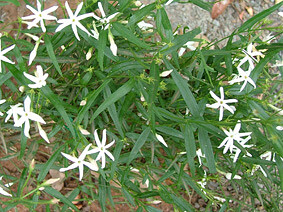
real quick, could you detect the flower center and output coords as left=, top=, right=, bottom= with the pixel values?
left=101, top=147, right=104, bottom=151
left=39, top=13, right=42, bottom=17
left=72, top=19, right=76, bottom=22
left=220, top=100, right=223, bottom=104
left=25, top=112, right=28, bottom=116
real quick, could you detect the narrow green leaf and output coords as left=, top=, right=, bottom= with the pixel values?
left=0, top=0, right=20, bottom=6
left=170, top=68, right=200, bottom=117
left=37, top=145, right=64, bottom=181
left=127, top=127, right=150, bottom=165
left=98, top=30, right=108, bottom=70
left=169, top=194, right=194, bottom=212
left=113, top=22, right=150, bottom=49
left=161, top=28, right=201, bottom=56
left=44, top=187, right=80, bottom=212
left=238, top=2, right=283, bottom=32
left=77, top=79, right=111, bottom=124
left=275, top=154, right=283, bottom=191
left=98, top=175, right=107, bottom=212
left=91, top=79, right=135, bottom=122
left=44, top=34, right=62, bottom=76
left=183, top=124, right=196, bottom=175
left=41, top=86, right=76, bottom=139
left=189, top=0, right=212, bottom=11
left=19, top=129, right=27, bottom=159
left=28, top=56, right=78, bottom=63
left=61, top=188, right=80, bottom=211
left=17, top=167, right=28, bottom=196
left=103, top=86, right=124, bottom=137
left=198, top=128, right=216, bottom=173
left=128, top=3, right=155, bottom=27
left=122, top=187, right=135, bottom=206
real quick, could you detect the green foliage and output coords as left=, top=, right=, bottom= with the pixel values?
left=0, top=0, right=282, bottom=211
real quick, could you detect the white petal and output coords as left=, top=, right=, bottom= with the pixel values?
left=37, top=122, right=49, bottom=143
left=101, top=129, right=107, bottom=146
left=61, top=152, right=78, bottom=163
left=105, top=150, right=115, bottom=161
left=156, top=134, right=168, bottom=147
left=98, top=2, right=106, bottom=18
left=160, top=69, right=173, bottom=77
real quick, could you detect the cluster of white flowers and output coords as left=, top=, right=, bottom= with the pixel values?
left=205, top=43, right=264, bottom=162
left=60, top=129, right=115, bottom=181
left=229, top=43, right=263, bottom=92
left=22, top=1, right=119, bottom=57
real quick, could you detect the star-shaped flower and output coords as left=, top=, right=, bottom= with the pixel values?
left=218, top=121, right=252, bottom=155
left=14, top=96, right=46, bottom=138
left=5, top=103, right=24, bottom=124
left=0, top=99, right=6, bottom=116
left=93, top=2, right=119, bottom=30
left=0, top=38, right=15, bottom=73
left=206, top=87, right=238, bottom=121
left=59, top=144, right=98, bottom=181
left=55, top=2, right=94, bottom=41
left=24, top=65, right=48, bottom=88
left=22, top=0, right=58, bottom=32
left=87, top=129, right=115, bottom=169
left=228, top=66, right=256, bottom=92
left=238, top=43, right=263, bottom=70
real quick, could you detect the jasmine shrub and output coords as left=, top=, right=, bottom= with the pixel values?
left=0, top=0, right=282, bottom=211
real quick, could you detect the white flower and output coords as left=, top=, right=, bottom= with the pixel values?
left=238, top=43, right=263, bottom=70
left=178, top=41, right=196, bottom=57
left=279, top=12, right=283, bottom=17
left=87, top=129, right=115, bottom=169
left=59, top=144, right=98, bottom=181
left=55, top=2, right=94, bottom=41
left=218, top=121, right=252, bottom=155
left=160, top=69, right=173, bottom=77
left=0, top=99, right=6, bottom=116
left=37, top=122, right=49, bottom=143
left=5, top=103, right=24, bottom=123
left=93, top=2, right=119, bottom=30
left=231, top=136, right=253, bottom=163
left=24, top=65, right=48, bottom=88
left=0, top=176, right=12, bottom=197
left=228, top=66, right=256, bottom=92
left=137, top=21, right=153, bottom=31
left=0, top=39, right=15, bottom=73
left=206, top=87, right=238, bottom=121
left=108, top=32, right=117, bottom=56
left=155, top=133, right=168, bottom=147
left=196, top=149, right=205, bottom=167
left=14, top=96, right=46, bottom=138
left=22, top=0, right=58, bottom=32
left=276, top=126, right=283, bottom=131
